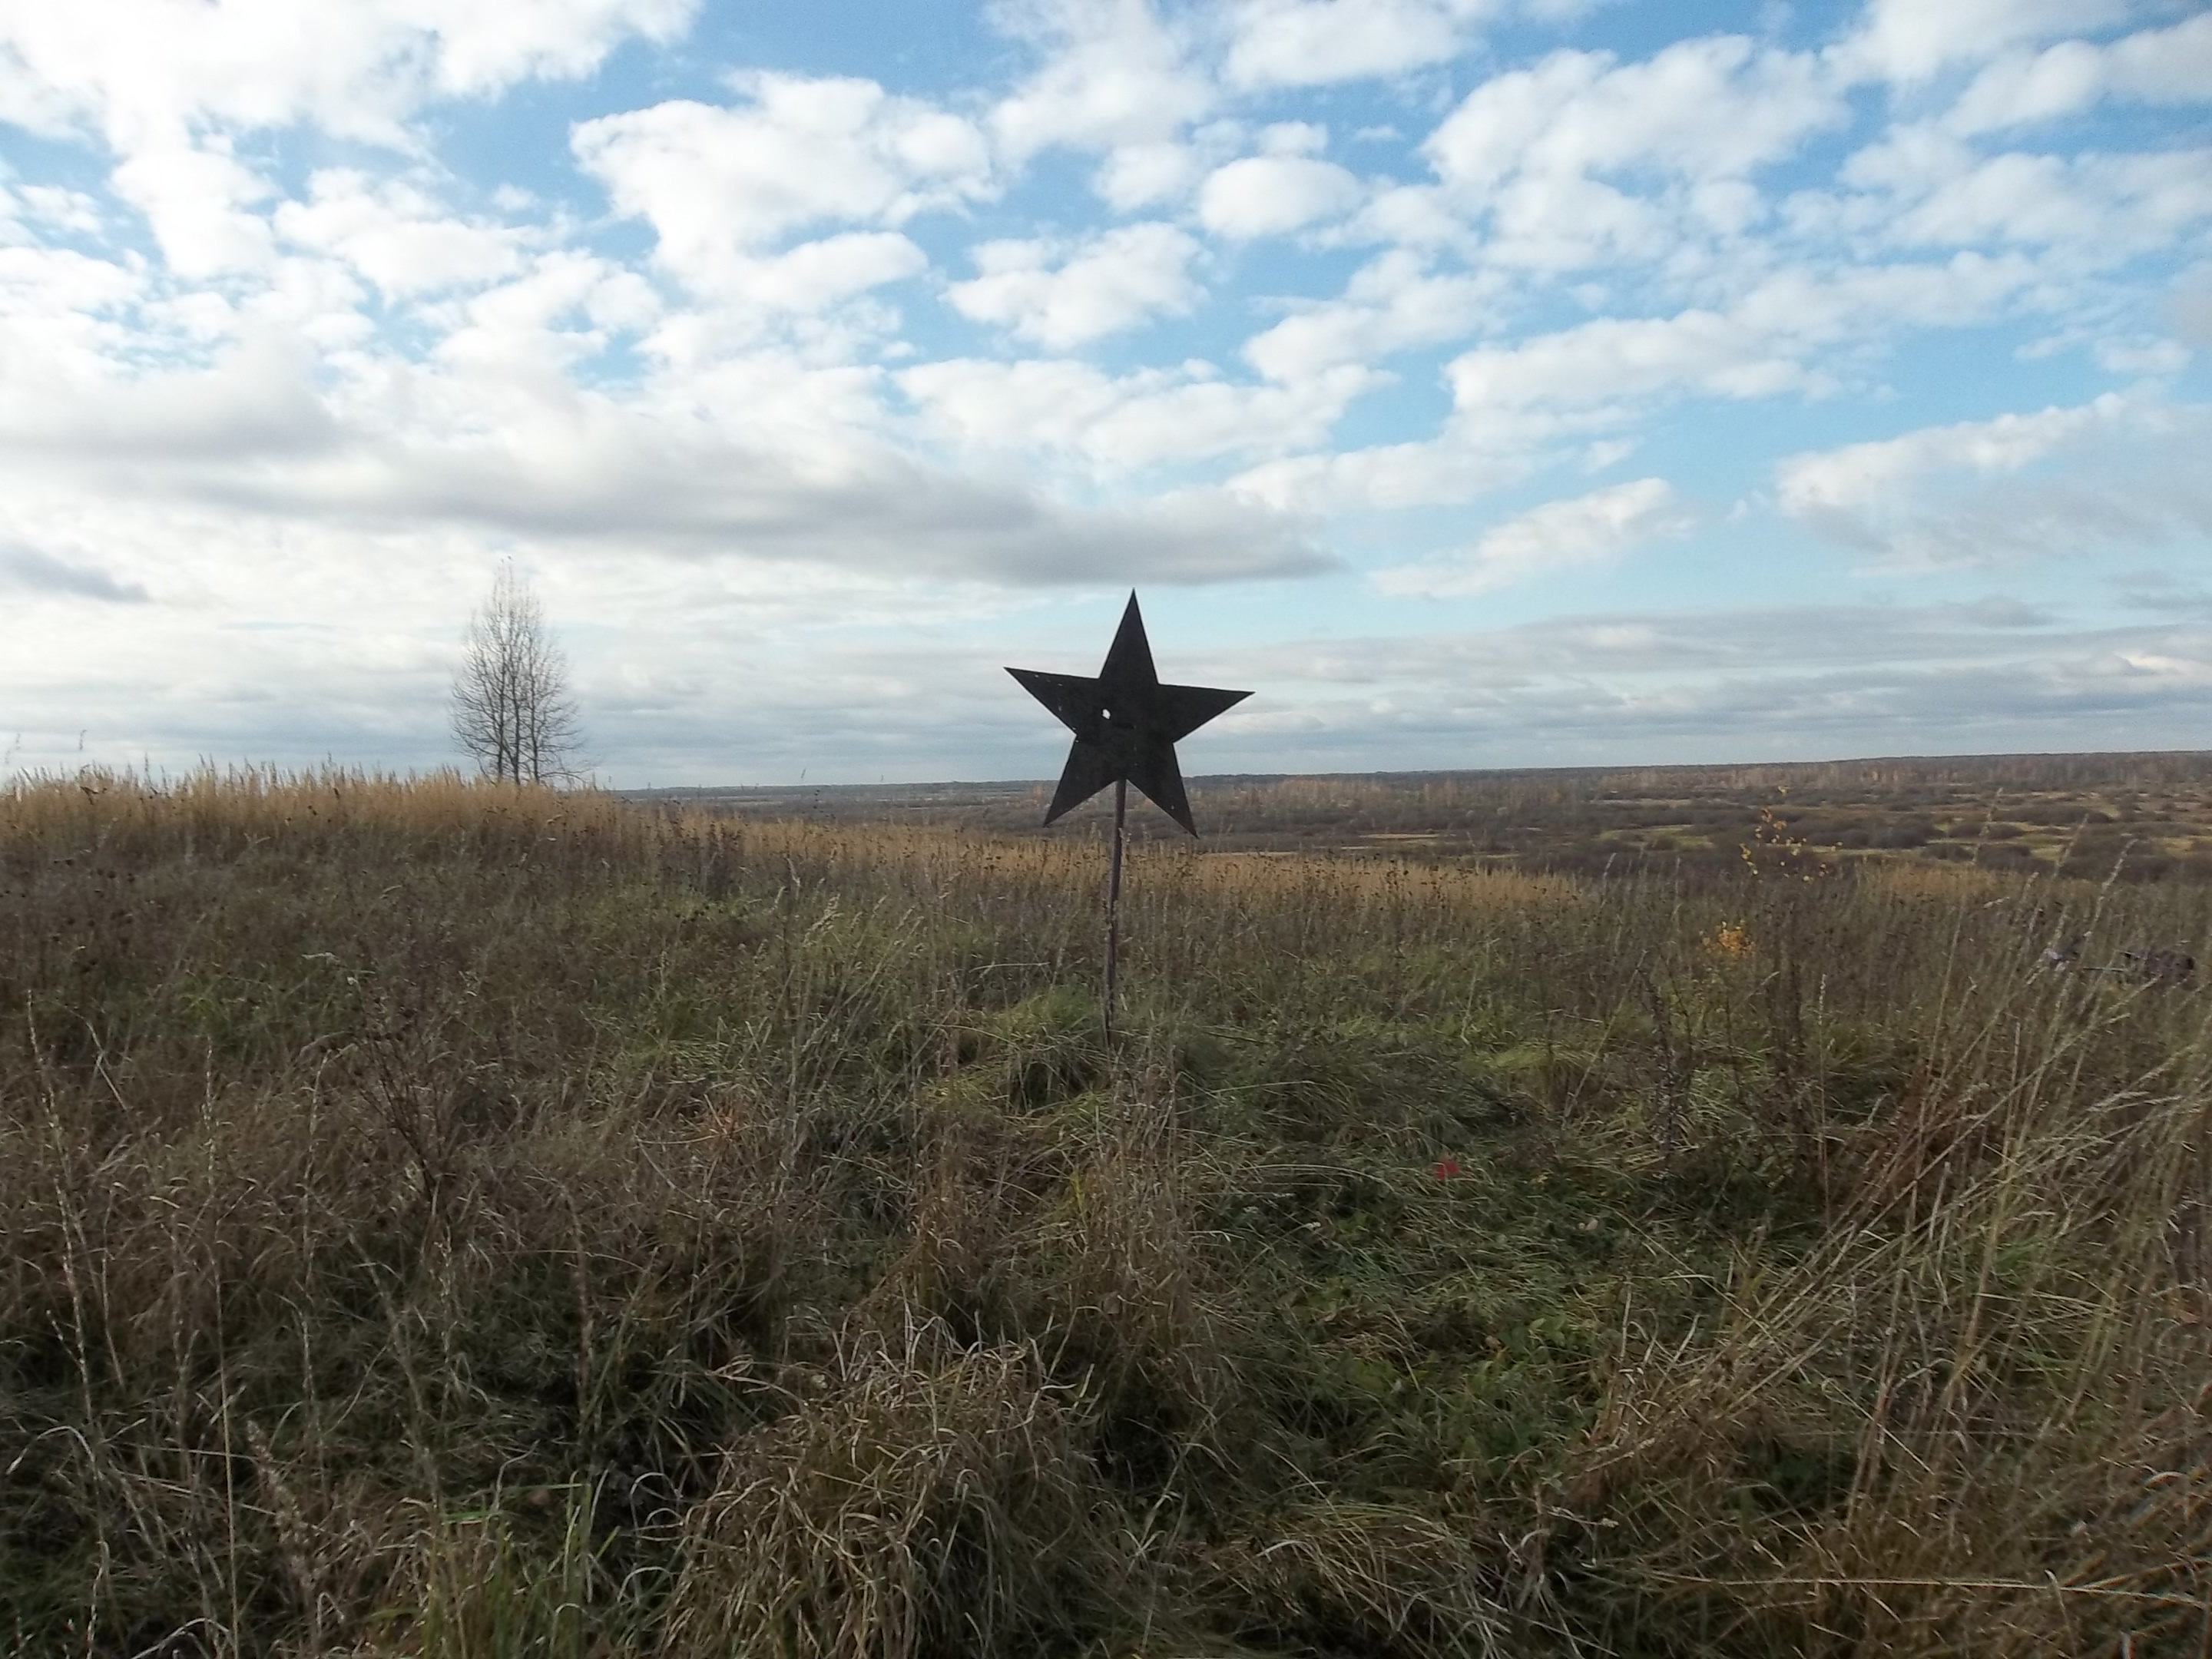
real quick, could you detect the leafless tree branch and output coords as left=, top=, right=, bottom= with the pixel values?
left=450, top=564, right=582, bottom=784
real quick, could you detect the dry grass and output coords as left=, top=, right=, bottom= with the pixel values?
left=669, top=751, right=2212, bottom=882
left=667, top=1314, right=1104, bottom=1659
left=2, top=767, right=2208, bottom=1656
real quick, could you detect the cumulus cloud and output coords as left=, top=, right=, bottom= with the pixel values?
left=947, top=223, right=1202, bottom=347
left=1834, top=125, right=2212, bottom=257
left=1198, top=153, right=1363, bottom=239
left=1231, top=435, right=1534, bottom=515
left=1429, top=38, right=1839, bottom=190
left=1830, top=0, right=2137, bottom=86
left=308, top=429, right=1323, bottom=584
left=1224, top=0, right=1497, bottom=89
left=108, top=142, right=276, bottom=276
left=1243, top=250, right=1503, bottom=382
left=573, top=77, right=992, bottom=295
left=725, top=233, right=932, bottom=317
left=10, top=184, right=104, bottom=235
left=1373, top=476, right=1693, bottom=594
left=899, top=356, right=1376, bottom=472
left=0, top=325, right=339, bottom=460
left=0, top=325, right=1330, bottom=588
left=275, top=171, right=525, bottom=298
left=988, top=0, right=1212, bottom=161
left=1442, top=253, right=2043, bottom=417
left=1777, top=395, right=2130, bottom=517
left=0, top=242, right=142, bottom=323
left=1093, top=141, right=1206, bottom=210
left=0, top=0, right=696, bottom=149
left=1418, top=35, right=1845, bottom=267
left=1450, top=309, right=1810, bottom=409
left=1777, top=394, right=2212, bottom=565
left=432, top=252, right=660, bottom=370
left=1945, top=13, right=2212, bottom=135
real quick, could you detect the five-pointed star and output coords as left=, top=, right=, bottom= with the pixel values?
left=1007, top=592, right=1250, bottom=836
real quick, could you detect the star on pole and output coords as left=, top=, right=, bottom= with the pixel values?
left=1007, top=592, right=1250, bottom=835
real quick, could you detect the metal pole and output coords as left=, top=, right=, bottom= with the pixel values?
left=1104, top=777, right=1126, bottom=1038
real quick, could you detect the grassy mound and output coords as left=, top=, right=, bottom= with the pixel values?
left=2, top=770, right=2206, bottom=1656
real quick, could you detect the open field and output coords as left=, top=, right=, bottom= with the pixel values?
left=643, top=750, right=2212, bottom=882
left=4, top=765, right=2210, bottom=1657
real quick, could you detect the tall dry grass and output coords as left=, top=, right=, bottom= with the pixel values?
left=2, top=767, right=2207, bottom=1656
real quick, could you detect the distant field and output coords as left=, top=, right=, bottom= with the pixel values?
left=5, top=764, right=2208, bottom=1657
left=636, top=749, right=2212, bottom=882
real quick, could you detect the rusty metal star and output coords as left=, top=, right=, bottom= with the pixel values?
left=1007, top=592, right=1249, bottom=836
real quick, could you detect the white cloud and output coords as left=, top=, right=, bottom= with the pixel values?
left=989, top=0, right=1212, bottom=161
left=1776, top=394, right=2212, bottom=565
left=1777, top=395, right=2130, bottom=517
left=109, top=141, right=275, bottom=276
left=1094, top=141, right=1204, bottom=210
left=898, top=355, right=1375, bottom=472
left=1739, top=251, right=2045, bottom=336
left=1948, top=41, right=2111, bottom=136
left=0, top=0, right=695, bottom=150
left=1092, top=121, right=1303, bottom=212
left=1224, top=0, right=1496, bottom=89
left=2094, top=335, right=2190, bottom=375
left=0, top=243, right=141, bottom=323
left=740, top=233, right=932, bottom=315
left=1242, top=249, right=1503, bottom=382
left=0, top=323, right=337, bottom=461
left=1418, top=36, right=1844, bottom=268
left=947, top=222, right=1202, bottom=347
left=15, top=185, right=103, bottom=234
left=425, top=0, right=697, bottom=97
left=572, top=76, right=991, bottom=293
left=1888, top=147, right=2212, bottom=254
left=1833, top=114, right=2212, bottom=259
left=1373, top=475, right=1693, bottom=594
left=1946, top=15, right=2212, bottom=135
left=1449, top=308, right=1810, bottom=409
left=1829, top=0, right=2136, bottom=85
left=275, top=171, right=525, bottom=298
left=1429, top=38, right=1837, bottom=192
left=1198, top=153, right=1363, bottom=239
left=0, top=345, right=1333, bottom=591
left=1443, top=253, right=2041, bottom=415
left=431, top=251, right=658, bottom=373
left=1233, top=248, right=2057, bottom=518
left=1228, top=426, right=1541, bottom=513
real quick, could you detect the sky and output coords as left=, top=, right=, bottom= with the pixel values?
left=2, top=0, right=2209, bottom=787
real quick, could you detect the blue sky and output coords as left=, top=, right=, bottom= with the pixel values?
left=2, top=0, right=2208, bottom=786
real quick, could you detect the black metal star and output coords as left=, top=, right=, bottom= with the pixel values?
left=1008, top=591, right=1250, bottom=835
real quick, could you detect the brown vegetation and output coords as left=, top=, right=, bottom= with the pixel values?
left=658, top=750, right=2212, bottom=885
left=2, top=766, right=2207, bottom=1655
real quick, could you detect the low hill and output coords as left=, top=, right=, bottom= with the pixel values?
left=4, top=767, right=2207, bottom=1656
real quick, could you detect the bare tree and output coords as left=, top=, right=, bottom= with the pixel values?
left=449, top=563, right=582, bottom=784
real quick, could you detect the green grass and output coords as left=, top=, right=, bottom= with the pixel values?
left=2, top=768, right=2207, bottom=1656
